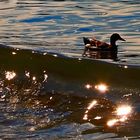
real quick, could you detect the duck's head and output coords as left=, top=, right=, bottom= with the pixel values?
left=110, top=33, right=125, bottom=46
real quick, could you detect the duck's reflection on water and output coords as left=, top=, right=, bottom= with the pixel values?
left=83, top=50, right=118, bottom=61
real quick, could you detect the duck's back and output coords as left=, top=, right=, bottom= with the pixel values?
left=94, top=40, right=110, bottom=48
left=87, top=38, right=111, bottom=48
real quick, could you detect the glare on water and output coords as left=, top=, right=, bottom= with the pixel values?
left=0, top=0, right=139, bottom=139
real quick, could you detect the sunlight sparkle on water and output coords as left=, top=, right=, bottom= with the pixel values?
left=95, top=84, right=108, bottom=93
left=25, top=71, right=30, bottom=78
left=5, top=71, right=16, bottom=80
left=94, top=116, right=102, bottom=120
left=119, top=116, right=128, bottom=122
left=107, top=119, right=118, bottom=127
left=83, top=100, right=97, bottom=121
left=107, top=105, right=132, bottom=127
left=12, top=52, right=17, bottom=55
left=124, top=65, right=128, bottom=69
left=53, top=54, right=58, bottom=57
left=116, top=105, right=132, bottom=116
left=43, top=74, right=48, bottom=82
left=85, top=84, right=92, bottom=89
left=87, top=100, right=97, bottom=110
left=83, top=114, right=88, bottom=120
left=32, top=76, right=36, bottom=81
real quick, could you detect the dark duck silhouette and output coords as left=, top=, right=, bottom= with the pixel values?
left=82, top=33, right=125, bottom=57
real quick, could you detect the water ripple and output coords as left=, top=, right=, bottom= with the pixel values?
left=0, top=0, right=139, bottom=66
left=0, top=2, right=140, bottom=138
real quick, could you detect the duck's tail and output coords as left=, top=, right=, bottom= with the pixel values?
left=82, top=37, right=91, bottom=56
left=83, top=37, right=91, bottom=46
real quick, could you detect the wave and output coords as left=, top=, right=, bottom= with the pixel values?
left=0, top=44, right=139, bottom=89
left=0, top=44, right=140, bottom=138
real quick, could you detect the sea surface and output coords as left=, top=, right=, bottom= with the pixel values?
left=0, top=0, right=140, bottom=139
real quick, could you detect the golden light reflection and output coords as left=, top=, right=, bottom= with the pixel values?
left=32, top=76, right=36, bottom=81
left=29, top=126, right=36, bottom=132
left=107, top=119, right=118, bottom=127
left=12, top=52, right=17, bottom=55
left=107, top=105, right=132, bottom=127
left=43, top=53, right=47, bottom=55
left=25, top=71, right=30, bottom=78
left=83, top=100, right=97, bottom=121
left=87, top=100, right=97, bottom=110
left=83, top=114, right=88, bottom=120
left=43, top=74, right=48, bottom=82
left=107, top=116, right=128, bottom=127
left=53, top=54, right=58, bottom=57
left=85, top=83, right=109, bottom=93
left=5, top=71, right=16, bottom=80
left=95, top=84, right=108, bottom=93
left=78, top=58, right=82, bottom=61
left=124, top=65, right=128, bottom=69
left=116, top=105, right=132, bottom=116
left=94, top=116, right=102, bottom=120
left=119, top=116, right=128, bottom=122
left=85, top=84, right=92, bottom=89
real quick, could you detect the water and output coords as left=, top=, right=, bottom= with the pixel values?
left=0, top=0, right=140, bottom=139
left=0, top=0, right=140, bottom=64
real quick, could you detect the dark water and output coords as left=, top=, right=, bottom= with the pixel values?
left=0, top=0, right=140, bottom=139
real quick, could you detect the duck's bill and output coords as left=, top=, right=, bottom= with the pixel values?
left=120, top=37, right=126, bottom=41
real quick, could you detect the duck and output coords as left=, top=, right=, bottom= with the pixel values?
left=83, top=33, right=125, bottom=56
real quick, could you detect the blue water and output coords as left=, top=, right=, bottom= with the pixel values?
left=0, top=0, right=140, bottom=65
left=0, top=0, right=140, bottom=139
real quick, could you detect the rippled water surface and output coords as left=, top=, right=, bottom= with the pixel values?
left=0, top=0, right=140, bottom=139
left=0, top=0, right=140, bottom=64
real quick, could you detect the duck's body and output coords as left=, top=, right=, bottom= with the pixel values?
left=83, top=33, right=125, bottom=56
left=83, top=37, right=111, bottom=48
